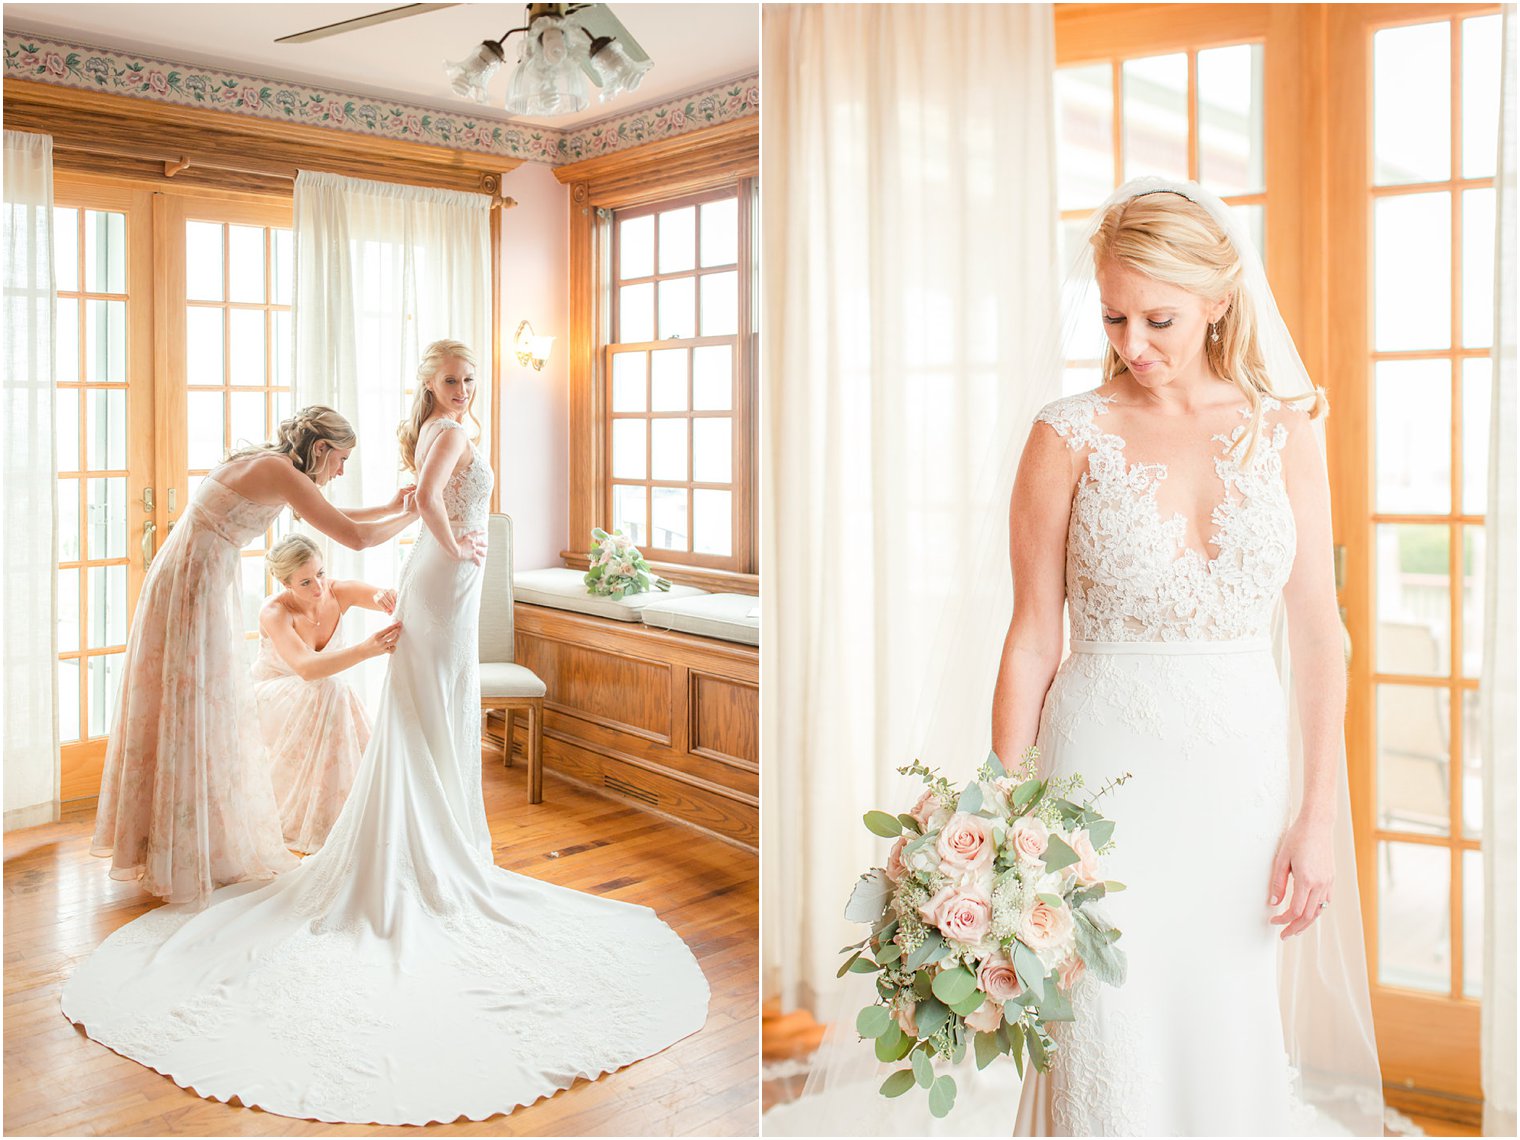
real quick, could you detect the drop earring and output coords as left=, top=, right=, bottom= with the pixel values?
left=1210, top=322, right=1221, bottom=345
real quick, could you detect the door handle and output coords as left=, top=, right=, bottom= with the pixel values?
left=143, top=520, right=157, bottom=571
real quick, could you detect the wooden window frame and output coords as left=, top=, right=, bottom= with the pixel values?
left=1057, top=1, right=1502, bottom=1121
left=555, top=118, right=760, bottom=595
left=606, top=182, right=753, bottom=573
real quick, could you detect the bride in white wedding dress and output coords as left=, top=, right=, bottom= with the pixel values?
left=61, top=340, right=710, bottom=1126
left=763, top=180, right=1383, bottom=1137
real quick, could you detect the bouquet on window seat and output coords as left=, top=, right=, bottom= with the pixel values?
left=584, top=528, right=672, bottom=598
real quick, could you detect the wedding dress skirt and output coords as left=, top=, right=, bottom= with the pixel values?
left=1014, top=638, right=1322, bottom=1136
left=90, top=476, right=298, bottom=907
left=63, top=425, right=710, bottom=1125
left=251, top=632, right=370, bottom=853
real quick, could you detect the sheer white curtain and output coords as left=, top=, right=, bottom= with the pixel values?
left=761, top=3, right=1057, bottom=1012
left=292, top=171, right=491, bottom=701
left=1481, top=7, right=1516, bottom=1135
left=3, top=130, right=58, bottom=832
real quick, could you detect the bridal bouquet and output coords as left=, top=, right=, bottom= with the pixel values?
left=584, top=528, right=671, bottom=598
left=841, top=747, right=1129, bottom=1118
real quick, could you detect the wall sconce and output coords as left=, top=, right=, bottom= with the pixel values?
left=513, top=320, right=555, bottom=371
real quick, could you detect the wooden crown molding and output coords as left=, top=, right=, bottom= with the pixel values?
left=3, top=79, right=519, bottom=197
left=554, top=117, right=758, bottom=207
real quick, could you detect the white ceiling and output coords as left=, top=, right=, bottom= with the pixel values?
left=3, top=3, right=759, bottom=129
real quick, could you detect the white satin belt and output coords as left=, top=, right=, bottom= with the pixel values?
left=1070, top=637, right=1272, bottom=656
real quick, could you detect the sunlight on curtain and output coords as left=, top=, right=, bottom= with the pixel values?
left=2, top=130, right=58, bottom=831
left=1480, top=7, right=1516, bottom=1135
left=292, top=172, right=491, bottom=703
left=760, top=4, right=1057, bottom=1012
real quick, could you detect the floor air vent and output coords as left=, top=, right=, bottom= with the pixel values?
left=604, top=775, right=659, bottom=806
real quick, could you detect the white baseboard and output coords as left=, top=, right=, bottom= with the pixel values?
left=4, top=801, right=58, bottom=833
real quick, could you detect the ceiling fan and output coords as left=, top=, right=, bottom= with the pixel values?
left=275, top=3, right=653, bottom=117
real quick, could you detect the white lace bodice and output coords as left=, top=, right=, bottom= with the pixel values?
left=422, top=418, right=493, bottom=532
left=1036, top=390, right=1297, bottom=643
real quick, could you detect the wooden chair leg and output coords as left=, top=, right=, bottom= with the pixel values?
left=502, top=708, right=515, bottom=768
left=529, top=698, right=544, bottom=804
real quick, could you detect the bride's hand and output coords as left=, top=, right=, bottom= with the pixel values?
left=1268, top=815, right=1335, bottom=939
left=454, top=530, right=487, bottom=566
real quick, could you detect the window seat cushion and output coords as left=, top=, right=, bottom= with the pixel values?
left=512, top=567, right=707, bottom=622
left=638, top=592, right=760, bottom=646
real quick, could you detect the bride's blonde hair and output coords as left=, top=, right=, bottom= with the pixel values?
left=397, top=339, right=482, bottom=474
left=1091, top=191, right=1324, bottom=464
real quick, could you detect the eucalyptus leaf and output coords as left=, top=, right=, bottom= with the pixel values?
left=864, top=810, right=904, bottom=839
left=1070, top=883, right=1107, bottom=907
left=950, top=989, right=985, bottom=1017
left=837, top=950, right=863, bottom=978
left=1012, top=941, right=1046, bottom=1001
left=1050, top=797, right=1084, bottom=821
left=957, top=782, right=983, bottom=814
left=1104, top=880, right=1127, bottom=892
left=876, top=942, right=903, bottom=965
left=880, top=1069, right=915, bottom=1098
left=897, top=813, right=923, bottom=835
left=875, top=1021, right=906, bottom=1062
left=911, top=1048, right=934, bottom=1089
left=874, top=916, right=900, bottom=943
left=1011, top=778, right=1044, bottom=809
left=1042, top=834, right=1080, bottom=873
left=913, top=970, right=934, bottom=999
left=1026, top=1029, right=1050, bottom=1071
left=915, top=996, right=950, bottom=1040
left=974, top=1030, right=1001, bottom=1070
left=931, top=966, right=977, bottom=1006
left=839, top=937, right=868, bottom=953
left=905, top=930, right=944, bottom=971
left=1037, top=980, right=1075, bottom=1022
left=928, top=1075, right=958, bottom=1119
left=848, top=956, right=882, bottom=974
left=986, top=749, right=1007, bottom=777
left=1087, top=818, right=1115, bottom=848
left=844, top=869, right=892, bottom=923
left=1010, top=1019, right=1026, bottom=1077
left=1036, top=892, right=1065, bottom=908
left=856, top=1005, right=892, bottom=1039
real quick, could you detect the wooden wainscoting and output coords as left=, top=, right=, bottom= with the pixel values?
left=511, top=604, right=758, bottom=848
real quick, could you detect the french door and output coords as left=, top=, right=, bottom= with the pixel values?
left=52, top=177, right=293, bottom=802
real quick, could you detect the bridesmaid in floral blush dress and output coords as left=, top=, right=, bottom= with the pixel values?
left=252, top=534, right=402, bottom=854
left=91, top=407, right=419, bottom=908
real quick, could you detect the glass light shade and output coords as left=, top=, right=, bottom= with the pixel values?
left=529, top=335, right=555, bottom=364
left=590, top=37, right=652, bottom=103
left=445, top=41, right=504, bottom=104
left=504, top=16, right=590, bottom=116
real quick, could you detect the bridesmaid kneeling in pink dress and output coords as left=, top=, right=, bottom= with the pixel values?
left=92, top=407, right=418, bottom=908
left=252, top=535, right=402, bottom=854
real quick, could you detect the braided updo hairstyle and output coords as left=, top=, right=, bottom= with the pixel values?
left=227, top=406, right=357, bottom=478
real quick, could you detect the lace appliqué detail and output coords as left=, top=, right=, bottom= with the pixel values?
left=1036, top=391, right=1297, bottom=643
left=1048, top=978, right=1153, bottom=1136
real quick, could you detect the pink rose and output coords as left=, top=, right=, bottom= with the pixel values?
left=895, top=1002, right=918, bottom=1037
left=920, top=884, right=992, bottom=947
left=1057, top=952, right=1086, bottom=993
left=1017, top=898, right=1075, bottom=955
left=935, top=812, right=995, bottom=877
left=240, top=86, right=261, bottom=109
left=963, top=1001, right=1003, bottom=1034
left=669, top=108, right=687, bottom=129
left=885, top=836, right=909, bottom=883
left=746, top=86, right=760, bottom=107
left=43, top=53, right=66, bottom=77
left=1009, top=816, right=1049, bottom=865
left=975, top=951, right=1024, bottom=1004
left=403, top=114, right=422, bottom=135
left=908, top=790, right=944, bottom=829
left=147, top=71, right=168, bottom=95
left=325, top=100, right=345, bottom=123
left=1068, top=828, right=1102, bottom=885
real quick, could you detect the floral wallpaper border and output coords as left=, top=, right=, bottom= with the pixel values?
left=2, top=30, right=758, bottom=166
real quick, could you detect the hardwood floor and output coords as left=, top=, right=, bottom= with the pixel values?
left=3, top=755, right=759, bottom=1137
